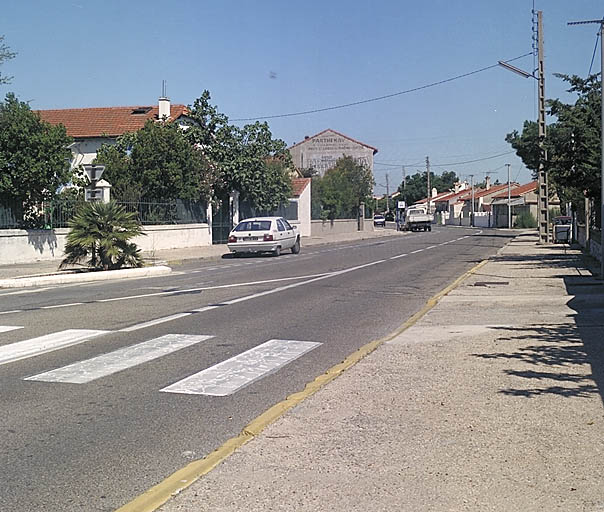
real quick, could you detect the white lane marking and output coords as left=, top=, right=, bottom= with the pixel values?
left=426, top=245, right=437, bottom=250
left=191, top=305, right=220, bottom=313
left=161, top=339, right=322, bottom=396
left=410, top=249, right=424, bottom=254
left=25, top=334, right=213, bottom=384
left=97, top=274, right=328, bottom=304
left=0, top=310, right=24, bottom=315
left=0, top=326, right=23, bottom=333
left=119, top=313, right=193, bottom=333
left=0, top=329, right=109, bottom=366
left=390, top=253, right=408, bottom=260
left=223, top=260, right=385, bottom=306
left=41, top=302, right=84, bottom=309
left=117, top=260, right=385, bottom=331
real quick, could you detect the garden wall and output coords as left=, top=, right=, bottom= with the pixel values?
left=0, top=224, right=211, bottom=265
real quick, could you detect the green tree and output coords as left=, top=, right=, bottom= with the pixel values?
left=186, top=91, right=292, bottom=210
left=0, top=35, right=16, bottom=85
left=506, top=73, right=601, bottom=221
left=60, top=201, right=144, bottom=270
left=314, top=156, right=374, bottom=220
left=95, top=120, right=213, bottom=202
left=398, top=170, right=458, bottom=204
left=0, top=93, right=73, bottom=221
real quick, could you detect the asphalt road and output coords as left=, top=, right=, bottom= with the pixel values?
left=0, top=226, right=513, bottom=511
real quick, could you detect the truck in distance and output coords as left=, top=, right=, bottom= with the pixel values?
left=400, top=207, right=433, bottom=232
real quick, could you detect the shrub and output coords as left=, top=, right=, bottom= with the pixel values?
left=60, top=201, right=145, bottom=270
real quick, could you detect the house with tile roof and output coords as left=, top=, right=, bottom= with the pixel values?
left=37, top=97, right=191, bottom=171
left=490, top=181, right=560, bottom=228
left=288, top=129, right=377, bottom=177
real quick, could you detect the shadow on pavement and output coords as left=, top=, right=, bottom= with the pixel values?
left=470, top=249, right=604, bottom=405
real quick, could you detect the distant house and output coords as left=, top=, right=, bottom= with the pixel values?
left=490, top=181, right=560, bottom=227
left=291, top=178, right=311, bottom=236
left=288, top=129, right=377, bottom=177
left=460, top=182, right=518, bottom=217
left=37, top=97, right=191, bottom=171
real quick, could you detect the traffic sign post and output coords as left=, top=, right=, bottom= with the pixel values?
left=83, top=165, right=105, bottom=202
left=83, top=164, right=105, bottom=182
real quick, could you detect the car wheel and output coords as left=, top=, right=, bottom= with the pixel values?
left=291, top=238, right=301, bottom=254
left=428, top=226, right=432, bottom=232
left=273, top=246, right=281, bottom=257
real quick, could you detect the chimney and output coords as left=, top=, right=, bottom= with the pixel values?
left=159, top=96, right=170, bottom=120
left=485, top=175, right=491, bottom=190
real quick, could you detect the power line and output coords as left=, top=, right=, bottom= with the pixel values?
left=375, top=150, right=516, bottom=169
left=231, top=53, right=533, bottom=121
left=588, top=29, right=601, bottom=76
left=427, top=150, right=516, bottom=167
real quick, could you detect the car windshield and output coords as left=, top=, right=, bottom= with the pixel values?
left=234, top=220, right=272, bottom=231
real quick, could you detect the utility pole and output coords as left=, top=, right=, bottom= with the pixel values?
left=385, top=172, right=390, bottom=213
left=568, top=17, right=604, bottom=279
left=426, top=156, right=431, bottom=213
left=469, top=174, right=475, bottom=226
left=506, top=163, right=512, bottom=229
left=402, top=166, right=406, bottom=204
left=536, top=11, right=549, bottom=244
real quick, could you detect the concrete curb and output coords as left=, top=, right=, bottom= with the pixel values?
left=0, top=265, right=172, bottom=288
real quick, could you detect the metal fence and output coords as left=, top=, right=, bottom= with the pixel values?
left=118, top=200, right=207, bottom=225
left=0, top=198, right=207, bottom=229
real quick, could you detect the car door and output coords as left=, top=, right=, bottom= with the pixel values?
left=278, top=218, right=295, bottom=249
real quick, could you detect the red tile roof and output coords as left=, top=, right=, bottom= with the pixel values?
left=416, top=188, right=470, bottom=205
left=292, top=178, right=311, bottom=197
left=471, top=183, right=514, bottom=199
left=493, top=181, right=537, bottom=199
left=37, top=104, right=188, bottom=138
left=289, top=129, right=378, bottom=154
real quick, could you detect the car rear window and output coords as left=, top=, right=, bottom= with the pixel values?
left=234, top=220, right=272, bottom=231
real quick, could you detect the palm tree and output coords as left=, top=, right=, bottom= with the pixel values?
left=60, top=201, right=145, bottom=270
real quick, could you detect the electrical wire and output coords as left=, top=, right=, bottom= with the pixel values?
left=231, top=53, right=533, bottom=121
left=427, top=151, right=516, bottom=167
left=375, top=150, right=516, bottom=169
left=588, top=29, right=601, bottom=76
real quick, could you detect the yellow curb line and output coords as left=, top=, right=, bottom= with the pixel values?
left=115, top=258, right=488, bottom=512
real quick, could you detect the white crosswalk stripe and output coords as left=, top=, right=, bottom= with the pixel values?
left=25, top=334, right=213, bottom=384
left=0, top=329, right=108, bottom=366
left=161, top=339, right=322, bottom=396
left=0, top=325, right=23, bottom=333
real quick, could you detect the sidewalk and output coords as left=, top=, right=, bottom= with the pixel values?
left=0, top=227, right=399, bottom=285
left=152, top=232, right=604, bottom=512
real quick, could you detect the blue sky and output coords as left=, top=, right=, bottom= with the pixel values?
left=1, top=0, right=602, bottom=194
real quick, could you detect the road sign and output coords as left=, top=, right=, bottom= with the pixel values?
left=83, top=164, right=105, bottom=182
left=397, top=201, right=406, bottom=209
left=85, top=188, right=103, bottom=201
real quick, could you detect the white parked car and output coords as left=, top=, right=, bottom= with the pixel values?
left=227, top=217, right=301, bottom=256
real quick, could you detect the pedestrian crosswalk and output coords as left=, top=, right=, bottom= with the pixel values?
left=161, top=339, right=322, bottom=396
left=0, top=329, right=108, bottom=366
left=0, top=326, right=322, bottom=396
left=25, top=334, right=213, bottom=384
